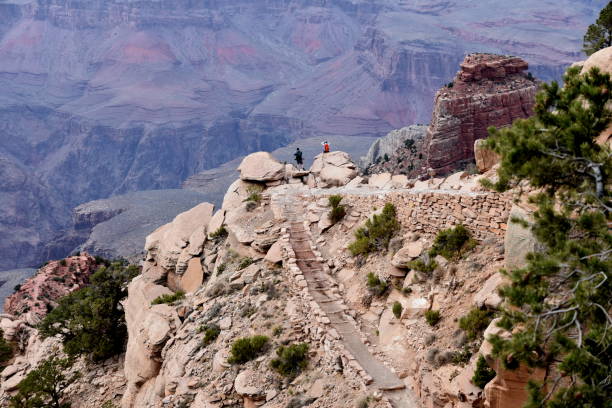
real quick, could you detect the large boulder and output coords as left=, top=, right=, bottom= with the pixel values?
left=309, top=151, right=358, bottom=187
left=145, top=202, right=214, bottom=271
left=504, top=205, right=541, bottom=270
left=474, top=139, right=500, bottom=173
left=581, top=46, right=612, bottom=75
left=581, top=47, right=612, bottom=148
left=238, top=152, right=286, bottom=182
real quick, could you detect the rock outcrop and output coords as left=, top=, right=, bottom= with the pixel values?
left=3, top=254, right=98, bottom=324
left=423, top=54, right=538, bottom=175
left=361, top=125, right=428, bottom=176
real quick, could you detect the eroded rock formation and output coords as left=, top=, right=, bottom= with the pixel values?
left=423, top=54, right=538, bottom=175
left=3, top=254, right=98, bottom=324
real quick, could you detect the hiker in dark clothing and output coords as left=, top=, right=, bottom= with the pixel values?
left=294, top=148, right=304, bottom=169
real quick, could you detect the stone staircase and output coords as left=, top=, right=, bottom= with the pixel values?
left=272, top=188, right=420, bottom=407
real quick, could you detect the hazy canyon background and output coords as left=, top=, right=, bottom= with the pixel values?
left=0, top=0, right=605, bottom=272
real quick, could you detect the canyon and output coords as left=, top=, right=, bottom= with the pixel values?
left=0, top=0, right=603, bottom=271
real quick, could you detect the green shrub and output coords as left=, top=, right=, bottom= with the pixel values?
left=425, top=310, right=441, bottom=326
left=0, top=330, right=12, bottom=364
left=392, top=302, right=403, bottom=319
left=328, top=195, right=343, bottom=208
left=366, top=273, right=388, bottom=297
left=472, top=355, right=496, bottom=389
left=151, top=291, right=185, bottom=305
left=216, top=263, right=226, bottom=275
left=407, top=259, right=438, bottom=274
left=209, top=226, right=228, bottom=240
left=459, top=308, right=494, bottom=340
left=238, top=257, right=254, bottom=270
left=447, top=82, right=454, bottom=88
left=13, top=284, right=21, bottom=292
left=200, top=324, right=221, bottom=347
left=273, top=326, right=283, bottom=337
left=270, top=343, right=309, bottom=377
left=245, top=186, right=263, bottom=203
left=59, top=259, right=67, bottom=267
left=348, top=203, right=400, bottom=256
left=228, top=335, right=269, bottom=364
left=429, top=225, right=477, bottom=260
left=451, top=347, right=472, bottom=366
left=38, top=262, right=139, bottom=361
left=328, top=195, right=346, bottom=224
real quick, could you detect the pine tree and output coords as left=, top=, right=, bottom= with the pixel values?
left=38, top=261, right=139, bottom=361
left=484, top=66, right=611, bottom=407
left=9, top=356, right=80, bottom=408
left=583, top=2, right=612, bottom=56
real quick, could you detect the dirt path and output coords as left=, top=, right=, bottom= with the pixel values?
left=274, top=190, right=420, bottom=407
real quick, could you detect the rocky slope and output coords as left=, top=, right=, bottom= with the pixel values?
left=0, top=148, right=544, bottom=408
left=422, top=54, right=537, bottom=175
left=0, top=0, right=602, bottom=270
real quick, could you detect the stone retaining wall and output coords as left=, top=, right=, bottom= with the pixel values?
left=303, top=190, right=512, bottom=240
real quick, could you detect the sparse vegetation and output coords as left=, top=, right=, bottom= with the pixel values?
left=151, top=290, right=185, bottom=305
left=209, top=226, right=228, bottom=240
left=216, top=262, right=227, bottom=275
left=348, top=203, right=400, bottom=256
left=328, top=195, right=346, bottom=224
left=429, top=225, right=477, bottom=261
left=59, top=259, right=67, bottom=267
left=273, top=326, right=283, bottom=337
left=366, top=273, right=388, bottom=297
left=9, top=356, right=80, bottom=408
left=392, top=301, right=403, bottom=319
left=425, top=310, right=441, bottom=326
left=451, top=346, right=472, bottom=366
left=228, top=335, right=270, bottom=364
left=245, top=186, right=263, bottom=203
left=238, top=257, right=254, bottom=270
left=270, top=343, right=309, bottom=377
left=356, top=396, right=372, bottom=408
left=0, top=330, right=12, bottom=364
left=459, top=307, right=494, bottom=340
left=199, top=324, right=221, bottom=347
left=447, top=81, right=454, bottom=88
left=472, top=355, right=496, bottom=389
left=13, top=284, right=20, bottom=292
left=407, top=258, right=438, bottom=274
left=38, top=262, right=139, bottom=361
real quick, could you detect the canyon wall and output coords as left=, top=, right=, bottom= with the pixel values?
left=0, top=0, right=600, bottom=270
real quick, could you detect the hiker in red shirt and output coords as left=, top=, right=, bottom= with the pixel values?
left=322, top=140, right=330, bottom=153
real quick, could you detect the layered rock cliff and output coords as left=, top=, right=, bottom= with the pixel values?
left=0, top=0, right=600, bottom=271
left=422, top=54, right=538, bottom=175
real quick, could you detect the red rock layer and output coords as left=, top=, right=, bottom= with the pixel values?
left=4, top=254, right=98, bottom=320
left=423, top=53, right=537, bottom=175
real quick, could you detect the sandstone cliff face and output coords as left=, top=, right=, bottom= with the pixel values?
left=423, top=54, right=538, bottom=175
